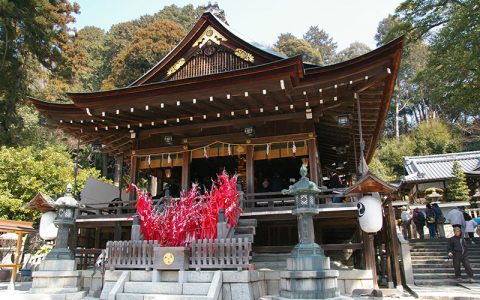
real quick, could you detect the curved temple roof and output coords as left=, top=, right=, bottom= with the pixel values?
left=29, top=12, right=403, bottom=174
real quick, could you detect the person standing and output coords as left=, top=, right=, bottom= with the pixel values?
left=432, top=203, right=446, bottom=238
left=465, top=216, right=478, bottom=244
left=447, top=207, right=466, bottom=233
left=426, top=203, right=437, bottom=238
left=401, top=206, right=412, bottom=239
left=413, top=208, right=426, bottom=239
left=448, top=226, right=475, bottom=282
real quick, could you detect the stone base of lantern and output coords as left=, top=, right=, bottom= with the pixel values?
left=28, top=259, right=86, bottom=299
left=280, top=270, right=340, bottom=299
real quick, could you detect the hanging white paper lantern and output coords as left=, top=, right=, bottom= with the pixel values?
left=39, top=211, right=58, bottom=240
left=357, top=195, right=383, bottom=233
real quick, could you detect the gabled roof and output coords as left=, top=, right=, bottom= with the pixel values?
left=346, top=172, right=397, bottom=194
left=130, top=12, right=288, bottom=86
left=403, top=151, right=480, bottom=183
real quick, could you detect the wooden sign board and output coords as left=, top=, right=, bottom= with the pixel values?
left=152, top=247, right=189, bottom=270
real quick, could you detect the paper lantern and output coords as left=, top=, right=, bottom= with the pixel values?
left=357, top=195, right=383, bottom=233
left=39, top=211, right=58, bottom=240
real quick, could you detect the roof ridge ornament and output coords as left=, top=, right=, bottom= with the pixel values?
left=192, top=25, right=227, bottom=48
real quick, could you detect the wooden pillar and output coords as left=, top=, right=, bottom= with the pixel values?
left=307, top=138, right=319, bottom=185
left=114, top=222, right=122, bottom=241
left=181, top=151, right=191, bottom=191
left=362, top=230, right=378, bottom=288
left=94, top=228, right=101, bottom=249
left=8, top=231, right=23, bottom=290
left=387, top=199, right=403, bottom=289
left=246, top=145, right=254, bottom=194
left=102, top=153, right=109, bottom=177
left=113, top=156, right=123, bottom=187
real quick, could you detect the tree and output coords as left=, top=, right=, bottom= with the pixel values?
left=336, top=42, right=371, bottom=62
left=274, top=33, right=323, bottom=65
left=102, top=19, right=186, bottom=88
left=389, top=0, right=480, bottom=132
left=303, top=26, right=337, bottom=65
left=369, top=120, right=461, bottom=181
left=0, top=0, right=79, bottom=146
left=448, top=161, right=470, bottom=202
left=0, top=145, right=110, bottom=221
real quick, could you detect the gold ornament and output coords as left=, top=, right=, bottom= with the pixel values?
left=163, top=252, right=175, bottom=265
left=167, top=58, right=186, bottom=76
left=192, top=26, right=227, bottom=48
left=234, top=48, right=254, bottom=63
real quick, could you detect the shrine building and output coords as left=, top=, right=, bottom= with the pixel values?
left=30, top=12, right=403, bottom=288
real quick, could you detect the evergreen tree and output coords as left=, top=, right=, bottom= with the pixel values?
left=448, top=161, right=470, bottom=202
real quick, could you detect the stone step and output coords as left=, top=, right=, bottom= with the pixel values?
left=413, top=279, right=461, bottom=286
left=252, top=253, right=290, bottom=262
left=232, top=233, right=254, bottom=241
left=123, top=282, right=183, bottom=294
left=117, top=294, right=209, bottom=300
left=14, top=291, right=87, bottom=300
left=413, top=263, right=480, bottom=268
left=123, top=281, right=211, bottom=295
left=238, top=219, right=257, bottom=227
left=234, top=226, right=256, bottom=235
left=411, top=254, right=480, bottom=259
left=410, top=250, right=480, bottom=254
left=414, top=273, right=480, bottom=280
left=412, top=258, right=480, bottom=264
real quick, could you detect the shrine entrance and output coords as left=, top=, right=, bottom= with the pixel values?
left=190, top=155, right=244, bottom=191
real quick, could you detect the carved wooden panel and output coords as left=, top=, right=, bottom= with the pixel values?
left=167, top=45, right=253, bottom=81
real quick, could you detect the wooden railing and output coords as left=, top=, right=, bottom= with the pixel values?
left=77, top=190, right=353, bottom=219
left=189, top=238, right=251, bottom=270
left=242, top=189, right=350, bottom=212
left=466, top=208, right=480, bottom=218
left=105, top=238, right=252, bottom=271
left=75, top=248, right=103, bottom=270
left=106, top=240, right=158, bottom=270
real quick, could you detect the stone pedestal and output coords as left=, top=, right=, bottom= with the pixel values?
left=29, top=259, right=85, bottom=299
left=280, top=270, right=339, bottom=299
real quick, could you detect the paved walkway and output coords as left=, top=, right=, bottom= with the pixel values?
left=409, top=282, right=480, bottom=299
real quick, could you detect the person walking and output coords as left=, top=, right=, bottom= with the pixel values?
left=413, top=208, right=426, bottom=239
left=401, top=206, right=412, bottom=239
left=448, top=226, right=475, bottom=282
left=447, top=206, right=466, bottom=233
left=426, top=203, right=437, bottom=238
left=465, top=216, right=478, bottom=244
left=432, top=203, right=446, bottom=238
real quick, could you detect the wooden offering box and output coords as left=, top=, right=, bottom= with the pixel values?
left=153, top=247, right=190, bottom=270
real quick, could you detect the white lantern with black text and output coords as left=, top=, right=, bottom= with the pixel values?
left=357, top=195, right=383, bottom=233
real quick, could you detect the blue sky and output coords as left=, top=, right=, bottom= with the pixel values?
left=73, top=0, right=403, bottom=50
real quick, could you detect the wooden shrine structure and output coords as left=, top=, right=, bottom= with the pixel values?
left=30, top=12, right=403, bottom=285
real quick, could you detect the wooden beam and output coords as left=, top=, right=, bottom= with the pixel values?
left=181, top=150, right=191, bottom=191
left=246, top=145, right=254, bottom=194
left=362, top=229, right=379, bottom=289
left=308, top=138, right=319, bottom=185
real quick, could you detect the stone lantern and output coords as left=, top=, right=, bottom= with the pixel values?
left=46, top=184, right=81, bottom=260
left=280, top=165, right=339, bottom=299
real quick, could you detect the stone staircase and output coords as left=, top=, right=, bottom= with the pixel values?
left=410, top=238, right=480, bottom=286
left=102, top=270, right=222, bottom=300
left=233, top=218, right=257, bottom=242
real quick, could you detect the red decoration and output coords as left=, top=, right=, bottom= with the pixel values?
left=130, top=171, right=241, bottom=246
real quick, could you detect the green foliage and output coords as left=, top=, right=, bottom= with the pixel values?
left=388, top=0, right=480, bottom=122
left=303, top=26, right=337, bottom=65
left=103, top=19, right=185, bottom=88
left=369, top=120, right=461, bottom=181
left=274, top=33, right=323, bottom=65
left=0, top=146, right=110, bottom=221
left=0, top=0, right=79, bottom=146
left=448, top=161, right=471, bottom=202
left=336, top=42, right=371, bottom=62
